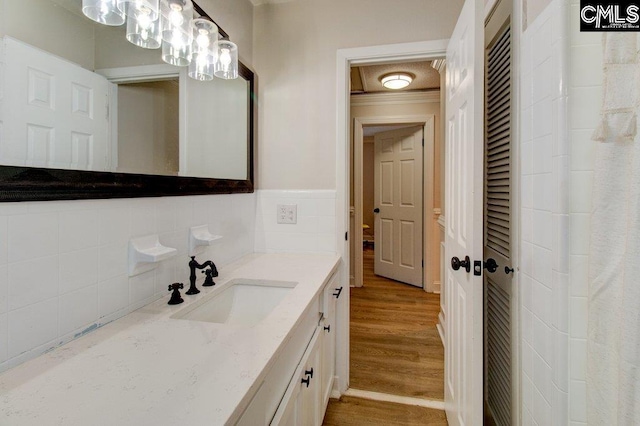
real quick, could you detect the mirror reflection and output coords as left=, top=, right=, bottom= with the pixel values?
left=0, top=0, right=250, bottom=180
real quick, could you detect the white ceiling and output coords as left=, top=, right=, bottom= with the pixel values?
left=351, top=61, right=440, bottom=94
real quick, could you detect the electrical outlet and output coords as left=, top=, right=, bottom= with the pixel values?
left=277, top=204, right=297, bottom=224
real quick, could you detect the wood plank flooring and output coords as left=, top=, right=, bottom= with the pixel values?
left=322, top=248, right=446, bottom=425
left=349, top=247, right=444, bottom=400
left=322, top=395, right=448, bottom=426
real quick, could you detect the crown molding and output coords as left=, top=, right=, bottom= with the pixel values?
left=350, top=90, right=440, bottom=106
left=431, top=59, right=446, bottom=73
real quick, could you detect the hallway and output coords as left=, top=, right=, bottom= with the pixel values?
left=323, top=247, right=447, bottom=424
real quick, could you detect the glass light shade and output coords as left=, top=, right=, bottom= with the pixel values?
left=160, top=0, right=193, bottom=43
left=188, top=19, right=218, bottom=81
left=381, top=73, right=413, bottom=90
left=214, top=40, right=238, bottom=80
left=82, top=0, right=125, bottom=26
left=126, top=11, right=161, bottom=49
left=117, top=0, right=160, bottom=21
left=162, top=38, right=192, bottom=66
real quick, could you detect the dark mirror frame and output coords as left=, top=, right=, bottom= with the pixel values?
left=0, top=2, right=254, bottom=202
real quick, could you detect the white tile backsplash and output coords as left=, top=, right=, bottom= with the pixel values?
left=59, top=285, right=98, bottom=336
left=59, top=209, right=98, bottom=253
left=8, top=255, right=59, bottom=311
left=59, top=248, right=98, bottom=295
left=0, top=192, right=256, bottom=372
left=8, top=212, right=58, bottom=263
left=0, top=216, right=8, bottom=266
left=98, top=274, right=129, bottom=319
left=7, top=297, right=58, bottom=359
left=0, top=266, right=7, bottom=315
left=0, top=313, right=7, bottom=363
left=255, top=190, right=336, bottom=254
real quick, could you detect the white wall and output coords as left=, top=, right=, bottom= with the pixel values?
left=0, top=0, right=96, bottom=70
left=519, top=0, right=598, bottom=424
left=252, top=0, right=463, bottom=190
left=254, top=190, right=336, bottom=254
left=520, top=1, right=569, bottom=424
left=0, top=0, right=256, bottom=372
left=567, top=0, right=600, bottom=423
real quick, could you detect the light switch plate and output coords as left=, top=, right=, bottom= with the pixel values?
left=277, top=204, right=297, bottom=224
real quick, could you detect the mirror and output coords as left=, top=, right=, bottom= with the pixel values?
left=0, top=0, right=254, bottom=201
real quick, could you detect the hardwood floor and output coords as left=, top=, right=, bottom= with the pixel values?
left=349, top=247, right=444, bottom=400
left=322, top=395, right=448, bottom=426
left=322, top=248, right=446, bottom=426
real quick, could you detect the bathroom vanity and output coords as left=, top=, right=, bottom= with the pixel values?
left=0, top=253, right=342, bottom=425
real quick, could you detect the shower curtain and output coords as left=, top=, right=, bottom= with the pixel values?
left=588, top=33, right=640, bottom=425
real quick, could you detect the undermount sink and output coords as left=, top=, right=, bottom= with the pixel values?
left=172, top=279, right=297, bottom=327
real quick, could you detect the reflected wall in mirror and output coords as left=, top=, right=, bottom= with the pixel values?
left=0, top=0, right=254, bottom=200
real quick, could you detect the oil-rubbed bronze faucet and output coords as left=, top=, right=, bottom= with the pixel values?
left=187, top=256, right=218, bottom=295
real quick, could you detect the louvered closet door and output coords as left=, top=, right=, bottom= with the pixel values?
left=483, top=1, right=515, bottom=425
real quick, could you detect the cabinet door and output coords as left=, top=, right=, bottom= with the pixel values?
left=271, top=328, right=322, bottom=426
left=320, top=282, right=337, bottom=409
left=301, top=330, right=323, bottom=426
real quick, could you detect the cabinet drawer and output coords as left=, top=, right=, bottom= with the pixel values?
left=321, top=271, right=342, bottom=316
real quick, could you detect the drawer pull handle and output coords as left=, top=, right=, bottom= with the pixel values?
left=333, top=287, right=343, bottom=298
left=301, top=376, right=311, bottom=387
left=324, top=325, right=331, bottom=333
left=305, top=368, right=314, bottom=379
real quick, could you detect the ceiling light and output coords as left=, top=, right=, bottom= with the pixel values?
left=381, top=73, right=413, bottom=90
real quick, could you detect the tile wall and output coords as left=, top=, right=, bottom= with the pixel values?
left=254, top=190, right=337, bottom=254
left=520, top=0, right=570, bottom=424
left=568, top=0, right=600, bottom=423
left=0, top=193, right=256, bottom=372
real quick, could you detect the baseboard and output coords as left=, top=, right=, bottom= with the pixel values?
left=343, top=388, right=445, bottom=410
left=432, top=280, right=441, bottom=294
left=436, top=323, right=445, bottom=347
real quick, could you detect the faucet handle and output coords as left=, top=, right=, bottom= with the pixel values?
left=168, top=283, right=184, bottom=305
left=202, top=268, right=216, bottom=287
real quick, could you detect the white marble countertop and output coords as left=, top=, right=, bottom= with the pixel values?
left=0, top=253, right=341, bottom=426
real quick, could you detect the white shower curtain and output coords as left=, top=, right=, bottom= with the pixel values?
left=588, top=33, right=640, bottom=425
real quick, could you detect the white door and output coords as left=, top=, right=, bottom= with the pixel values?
left=444, top=0, right=484, bottom=425
left=1, top=37, right=110, bottom=171
left=373, top=126, right=423, bottom=287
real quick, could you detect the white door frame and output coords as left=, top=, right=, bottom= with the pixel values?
left=353, top=115, right=436, bottom=292
left=335, top=40, right=448, bottom=395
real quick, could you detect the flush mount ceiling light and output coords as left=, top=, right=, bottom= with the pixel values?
left=380, top=72, right=414, bottom=90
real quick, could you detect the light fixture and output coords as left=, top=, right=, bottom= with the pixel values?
left=81, top=0, right=239, bottom=80
left=82, top=0, right=125, bottom=26
left=380, top=73, right=414, bottom=90
left=125, top=9, right=161, bottom=49
left=117, top=0, right=160, bottom=21
left=160, top=0, right=193, bottom=66
left=214, top=40, right=238, bottom=80
left=189, top=19, right=218, bottom=81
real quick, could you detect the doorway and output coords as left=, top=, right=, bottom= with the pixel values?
left=346, top=59, right=446, bottom=408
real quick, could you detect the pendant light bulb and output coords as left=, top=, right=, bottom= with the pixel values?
left=82, top=0, right=125, bottom=26
left=214, top=40, right=238, bottom=80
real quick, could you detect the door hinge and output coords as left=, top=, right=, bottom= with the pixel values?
left=422, top=138, right=424, bottom=146
left=345, top=232, right=348, bottom=241
left=422, top=259, right=424, bottom=267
